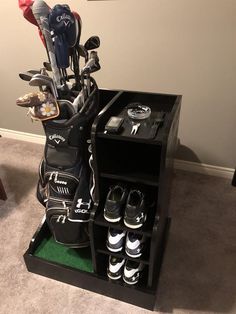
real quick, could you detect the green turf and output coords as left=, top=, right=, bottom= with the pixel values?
left=34, top=236, right=93, bottom=273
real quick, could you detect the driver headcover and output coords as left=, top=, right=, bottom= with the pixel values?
left=49, top=4, right=79, bottom=68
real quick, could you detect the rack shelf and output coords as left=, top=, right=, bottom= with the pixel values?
left=96, top=242, right=150, bottom=265
left=94, top=210, right=154, bottom=237
left=97, top=131, right=164, bottom=145
left=100, top=172, right=159, bottom=187
left=90, top=89, right=182, bottom=293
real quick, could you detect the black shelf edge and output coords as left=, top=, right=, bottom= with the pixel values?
left=97, top=131, right=163, bottom=145
left=24, top=251, right=156, bottom=310
left=94, top=211, right=153, bottom=237
left=100, top=172, right=159, bottom=187
left=23, top=218, right=171, bottom=310
left=96, top=246, right=150, bottom=265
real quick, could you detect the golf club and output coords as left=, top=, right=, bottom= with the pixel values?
left=29, top=74, right=58, bottom=98
left=84, top=36, right=100, bottom=51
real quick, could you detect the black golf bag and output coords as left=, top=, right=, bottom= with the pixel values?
left=37, top=83, right=99, bottom=247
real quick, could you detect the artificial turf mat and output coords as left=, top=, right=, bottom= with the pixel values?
left=34, top=236, right=93, bottom=273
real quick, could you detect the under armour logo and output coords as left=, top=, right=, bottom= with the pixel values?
left=136, top=213, right=144, bottom=222
left=76, top=198, right=91, bottom=210
left=74, top=198, right=91, bottom=214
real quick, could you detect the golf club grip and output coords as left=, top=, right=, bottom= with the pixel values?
left=31, top=0, right=50, bottom=30
left=32, top=0, right=61, bottom=89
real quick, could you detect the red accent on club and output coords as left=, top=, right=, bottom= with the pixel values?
left=18, top=0, right=47, bottom=47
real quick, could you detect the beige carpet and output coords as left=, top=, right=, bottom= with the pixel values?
left=0, top=137, right=235, bottom=314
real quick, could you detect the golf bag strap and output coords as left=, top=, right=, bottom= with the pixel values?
left=68, top=164, right=92, bottom=222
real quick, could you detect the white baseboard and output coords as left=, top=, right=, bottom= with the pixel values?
left=0, top=128, right=234, bottom=179
left=0, top=128, right=45, bottom=145
left=174, top=159, right=234, bottom=179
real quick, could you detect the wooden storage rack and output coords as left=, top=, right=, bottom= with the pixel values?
left=24, top=89, right=181, bottom=310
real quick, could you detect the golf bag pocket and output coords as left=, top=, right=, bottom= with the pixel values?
left=44, top=172, right=90, bottom=247
left=44, top=125, right=79, bottom=169
left=46, top=200, right=90, bottom=247
left=45, top=171, right=80, bottom=203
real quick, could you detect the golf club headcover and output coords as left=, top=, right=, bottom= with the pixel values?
left=16, top=91, right=60, bottom=121
left=18, top=0, right=37, bottom=26
left=16, top=91, right=46, bottom=107
left=49, top=4, right=79, bottom=68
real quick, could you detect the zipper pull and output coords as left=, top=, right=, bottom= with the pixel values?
left=56, top=215, right=63, bottom=223
left=56, top=215, right=66, bottom=224
left=54, top=172, right=59, bottom=183
left=62, top=201, right=67, bottom=208
left=49, top=172, right=55, bottom=181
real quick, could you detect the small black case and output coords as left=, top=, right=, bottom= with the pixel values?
left=105, top=116, right=124, bottom=133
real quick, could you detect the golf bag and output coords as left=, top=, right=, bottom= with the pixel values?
left=37, top=83, right=99, bottom=247
left=18, top=1, right=101, bottom=247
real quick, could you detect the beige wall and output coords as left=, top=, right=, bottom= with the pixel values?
left=0, top=0, right=235, bottom=168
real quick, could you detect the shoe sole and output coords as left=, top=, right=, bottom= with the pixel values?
left=125, top=250, right=142, bottom=258
left=104, top=215, right=122, bottom=223
left=124, top=214, right=146, bottom=229
left=107, top=273, right=122, bottom=280
left=123, top=276, right=138, bottom=285
left=106, top=245, right=123, bottom=253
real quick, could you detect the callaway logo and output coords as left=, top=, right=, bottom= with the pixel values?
left=49, top=134, right=65, bottom=144
left=56, top=13, right=74, bottom=26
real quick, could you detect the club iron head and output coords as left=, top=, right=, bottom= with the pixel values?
left=82, top=57, right=101, bottom=74
left=43, top=62, right=52, bottom=72
left=19, top=72, right=34, bottom=82
left=29, top=74, right=58, bottom=98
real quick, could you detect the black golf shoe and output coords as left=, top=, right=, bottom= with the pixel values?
left=106, top=228, right=126, bottom=252
left=123, top=260, right=144, bottom=285
left=107, top=256, right=125, bottom=280
left=125, top=232, right=146, bottom=258
left=104, top=185, right=128, bottom=222
left=124, top=190, right=146, bottom=229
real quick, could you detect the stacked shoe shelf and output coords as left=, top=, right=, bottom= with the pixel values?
left=24, top=89, right=181, bottom=310
left=89, top=89, right=181, bottom=306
